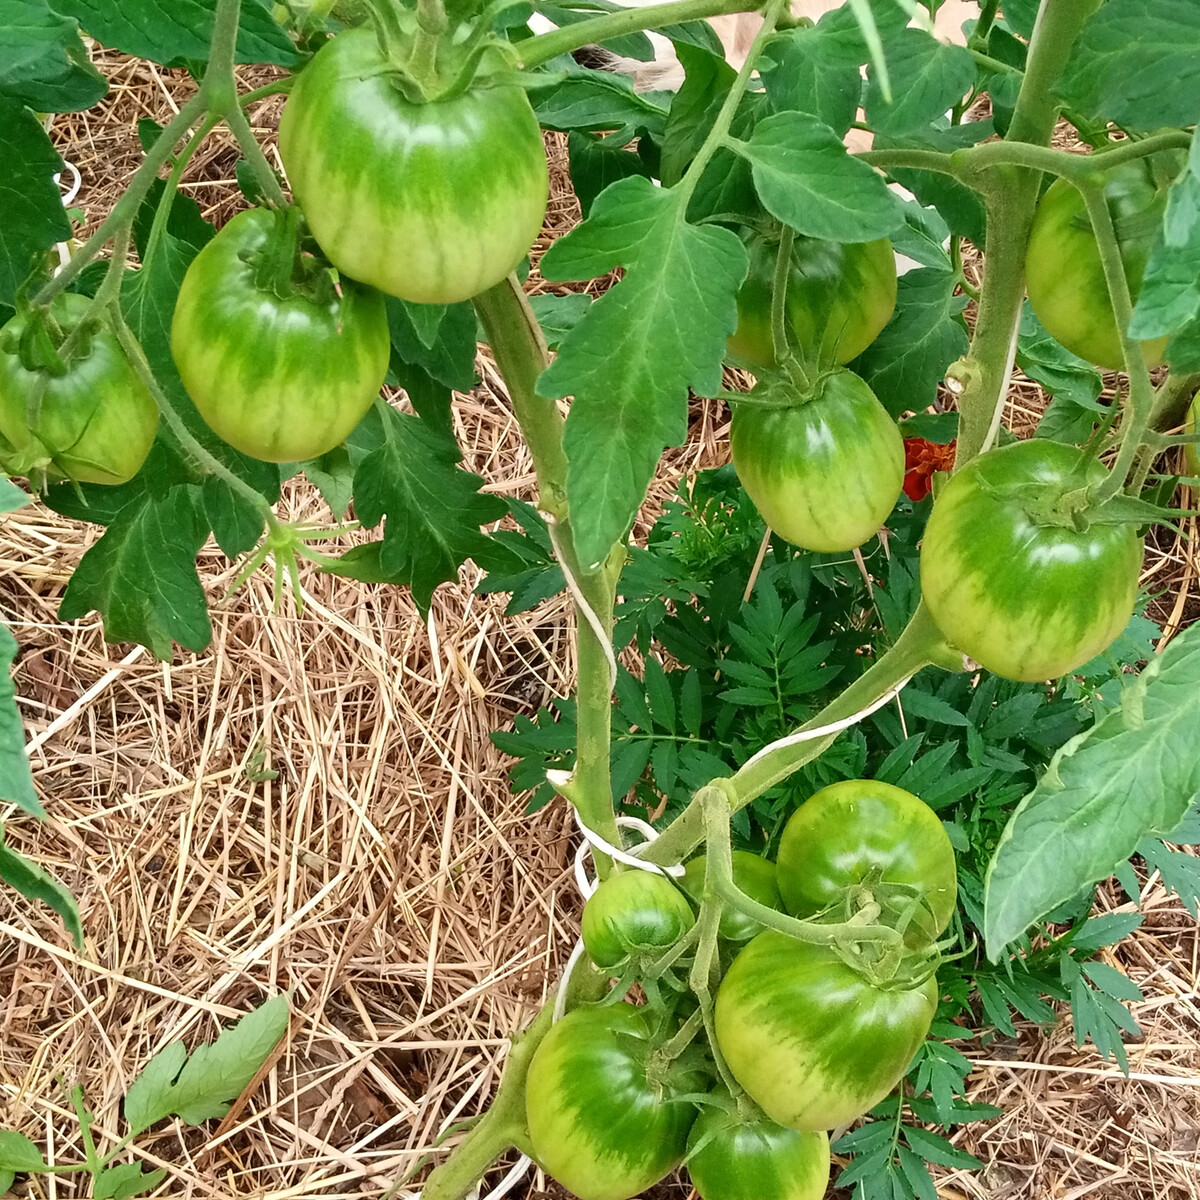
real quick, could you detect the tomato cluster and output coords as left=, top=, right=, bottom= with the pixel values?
left=526, top=781, right=954, bottom=1200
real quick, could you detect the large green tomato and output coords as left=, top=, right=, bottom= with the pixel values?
left=686, top=1107, right=829, bottom=1200
left=776, top=780, right=957, bottom=945
left=714, top=931, right=938, bottom=1131
left=680, top=851, right=781, bottom=943
left=727, top=234, right=897, bottom=368
left=581, top=870, right=695, bottom=969
left=171, top=208, right=389, bottom=463
left=730, top=369, right=904, bottom=552
left=1025, top=161, right=1174, bottom=371
left=279, top=26, right=549, bottom=304
left=0, top=294, right=157, bottom=485
left=920, top=439, right=1142, bottom=682
left=525, top=1003, right=697, bottom=1200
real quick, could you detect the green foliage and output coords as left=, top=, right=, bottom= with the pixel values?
left=0, top=996, right=289, bottom=1198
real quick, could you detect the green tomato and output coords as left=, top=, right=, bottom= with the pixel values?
left=730, top=369, right=904, bottom=552
left=0, top=294, right=157, bottom=485
left=686, top=1106, right=829, bottom=1200
left=581, top=870, right=695, bottom=969
left=525, top=1003, right=697, bottom=1200
left=680, top=851, right=781, bottom=943
left=920, top=439, right=1143, bottom=682
left=727, top=234, right=897, bottom=368
left=714, top=931, right=937, bottom=1131
left=171, top=208, right=389, bottom=463
left=1025, top=161, right=1175, bottom=371
left=279, top=27, right=549, bottom=304
left=776, top=780, right=957, bottom=945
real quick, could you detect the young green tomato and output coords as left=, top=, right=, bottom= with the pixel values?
left=686, top=1105, right=830, bottom=1200
left=680, top=850, right=781, bottom=943
left=1025, top=159, right=1176, bottom=371
left=714, top=931, right=937, bottom=1131
left=525, top=1003, right=698, bottom=1200
left=728, top=233, right=897, bottom=369
left=581, top=870, right=695, bottom=969
left=730, top=369, right=905, bottom=552
left=171, top=208, right=389, bottom=464
left=920, top=439, right=1142, bottom=681
left=775, top=780, right=957, bottom=946
left=279, top=26, right=548, bottom=305
left=0, top=294, right=158, bottom=485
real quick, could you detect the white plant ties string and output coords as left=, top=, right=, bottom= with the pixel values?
left=981, top=314, right=1021, bottom=455
left=53, top=159, right=83, bottom=270
left=542, top=513, right=618, bottom=692
left=738, top=674, right=914, bottom=775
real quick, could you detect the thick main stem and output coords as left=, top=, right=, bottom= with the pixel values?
left=474, top=280, right=622, bottom=861
left=951, top=0, right=1103, bottom=464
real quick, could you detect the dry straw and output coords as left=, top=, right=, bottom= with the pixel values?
left=0, top=48, right=1197, bottom=1200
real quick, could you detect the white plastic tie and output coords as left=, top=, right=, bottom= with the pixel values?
left=572, top=809, right=686, bottom=888
left=738, top=675, right=914, bottom=775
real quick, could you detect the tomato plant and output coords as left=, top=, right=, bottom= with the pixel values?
left=525, top=1003, right=697, bottom=1200
left=1025, top=160, right=1176, bottom=371
left=727, top=233, right=897, bottom=368
left=681, top=851, right=780, bottom=943
left=278, top=27, right=549, bottom=305
left=171, top=207, right=389, bottom=463
left=686, top=1106, right=829, bottom=1200
left=775, top=780, right=957, bottom=944
left=920, top=439, right=1143, bottom=682
left=730, top=369, right=904, bottom=552
left=714, top=930, right=939, bottom=1131
left=3, top=2, right=1199, bottom=1200
left=581, top=869, right=695, bottom=968
left=0, top=294, right=157, bottom=485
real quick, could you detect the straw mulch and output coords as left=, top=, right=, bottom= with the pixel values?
left=1, top=48, right=1198, bottom=1200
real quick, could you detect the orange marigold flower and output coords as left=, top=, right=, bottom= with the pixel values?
left=903, top=438, right=956, bottom=502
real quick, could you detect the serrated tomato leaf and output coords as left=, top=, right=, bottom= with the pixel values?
left=0, top=624, right=41, bottom=818
left=344, top=405, right=512, bottom=609
left=58, top=488, right=212, bottom=660
left=985, top=622, right=1200, bottom=957
left=864, top=28, right=976, bottom=136
left=51, top=0, right=298, bottom=67
left=124, top=994, right=289, bottom=1134
left=0, top=0, right=108, bottom=111
left=0, top=99, right=70, bottom=306
left=538, top=177, right=746, bottom=566
left=93, top=1162, right=168, bottom=1200
left=0, top=824, right=81, bottom=946
left=737, top=111, right=902, bottom=241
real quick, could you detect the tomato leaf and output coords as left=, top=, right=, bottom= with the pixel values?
left=339, top=405, right=513, bottom=610
left=1060, top=0, right=1200, bottom=130
left=0, top=1130, right=46, bottom=1172
left=984, top=622, right=1200, bottom=957
left=202, top=476, right=264, bottom=559
left=737, top=112, right=903, bottom=242
left=50, top=0, right=298, bottom=67
left=0, top=99, right=70, bottom=306
left=864, top=28, right=976, bottom=137
left=539, top=177, right=747, bottom=567
left=758, top=21, right=864, bottom=138
left=386, top=296, right=477, bottom=393
left=59, top=488, right=212, bottom=660
left=0, top=0, right=107, bottom=111
left=0, top=824, right=82, bottom=946
left=852, top=267, right=969, bottom=418
left=124, top=994, right=289, bottom=1134
left=661, top=44, right=737, bottom=187
left=93, top=1162, right=168, bottom=1200
left=0, top=624, right=41, bottom=819
left=535, top=67, right=668, bottom=137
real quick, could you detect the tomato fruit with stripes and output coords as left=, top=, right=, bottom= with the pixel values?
left=171, top=207, right=389, bottom=463
left=730, top=369, right=904, bottom=552
left=581, top=870, right=695, bottom=969
left=686, top=1106, right=830, bottom=1200
left=714, top=931, right=938, bottom=1131
left=727, top=233, right=896, bottom=368
left=279, top=26, right=549, bottom=304
left=680, top=850, right=781, bottom=943
left=525, top=1003, right=697, bottom=1200
left=920, top=439, right=1142, bottom=682
left=776, top=780, right=957, bottom=946
left=0, top=293, right=157, bottom=485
